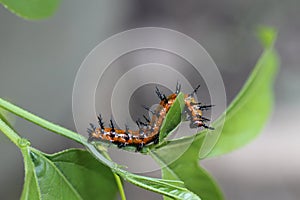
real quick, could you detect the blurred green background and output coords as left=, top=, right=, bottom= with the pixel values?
left=0, top=0, right=299, bottom=199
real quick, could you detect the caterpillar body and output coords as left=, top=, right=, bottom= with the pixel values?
left=87, top=84, right=213, bottom=152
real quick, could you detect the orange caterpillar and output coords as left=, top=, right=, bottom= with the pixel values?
left=87, top=84, right=214, bottom=152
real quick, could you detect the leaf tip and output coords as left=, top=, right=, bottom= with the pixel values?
left=256, top=26, right=277, bottom=48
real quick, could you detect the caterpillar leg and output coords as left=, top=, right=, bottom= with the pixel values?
left=117, top=142, right=126, bottom=148
left=153, top=133, right=160, bottom=144
left=136, top=143, right=144, bottom=152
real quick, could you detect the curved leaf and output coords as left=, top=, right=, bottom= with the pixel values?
left=206, top=27, right=279, bottom=157
left=152, top=134, right=223, bottom=200
left=0, top=0, right=60, bottom=20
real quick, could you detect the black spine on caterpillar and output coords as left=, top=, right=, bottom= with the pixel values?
left=97, top=114, right=105, bottom=130
left=175, top=82, right=181, bottom=94
left=109, top=119, right=116, bottom=139
left=155, top=86, right=168, bottom=104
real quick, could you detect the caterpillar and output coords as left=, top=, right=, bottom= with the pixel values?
left=87, top=84, right=214, bottom=152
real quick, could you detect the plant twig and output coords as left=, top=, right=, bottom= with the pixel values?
left=0, top=117, right=21, bottom=147
left=0, top=98, right=85, bottom=145
left=102, top=150, right=126, bottom=200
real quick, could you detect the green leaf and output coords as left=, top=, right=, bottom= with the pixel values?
left=0, top=0, right=61, bottom=20
left=206, top=27, right=279, bottom=158
left=46, top=149, right=118, bottom=200
left=152, top=134, right=223, bottom=200
left=159, top=92, right=185, bottom=142
left=149, top=98, right=223, bottom=199
left=21, top=148, right=118, bottom=200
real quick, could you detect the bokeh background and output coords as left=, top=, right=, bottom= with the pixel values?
left=0, top=0, right=299, bottom=199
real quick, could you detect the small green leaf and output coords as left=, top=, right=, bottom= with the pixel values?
left=0, top=0, right=61, bottom=20
left=206, top=27, right=279, bottom=158
left=159, top=92, right=185, bottom=142
left=21, top=148, right=118, bottom=200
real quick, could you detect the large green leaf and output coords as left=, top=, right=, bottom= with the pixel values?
left=152, top=133, right=223, bottom=200
left=156, top=135, right=223, bottom=200
left=0, top=0, right=60, bottom=20
left=206, top=27, right=279, bottom=157
left=21, top=148, right=118, bottom=200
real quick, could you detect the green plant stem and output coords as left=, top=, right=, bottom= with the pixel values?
left=0, top=98, right=86, bottom=145
left=0, top=117, right=21, bottom=147
left=102, top=150, right=126, bottom=200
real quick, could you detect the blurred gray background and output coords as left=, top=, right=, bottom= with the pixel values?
left=0, top=0, right=299, bottom=199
